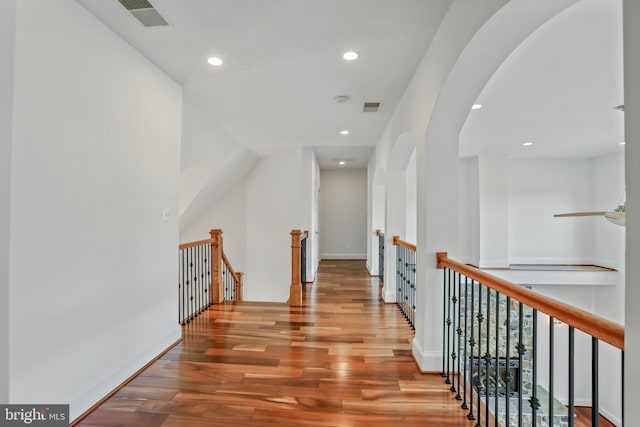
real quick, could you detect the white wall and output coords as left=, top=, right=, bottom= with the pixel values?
left=508, top=158, right=593, bottom=264
left=320, top=169, right=367, bottom=260
left=9, top=0, right=182, bottom=419
left=309, top=150, right=320, bottom=281
left=368, top=0, right=581, bottom=371
left=625, top=0, right=640, bottom=419
left=458, top=157, right=480, bottom=265
left=592, top=152, right=625, bottom=321
left=180, top=180, right=248, bottom=276
left=405, top=149, right=417, bottom=244
left=182, top=146, right=315, bottom=302
left=246, top=147, right=305, bottom=301
left=0, top=0, right=16, bottom=404
left=478, top=156, right=509, bottom=267
left=367, top=155, right=385, bottom=276
left=592, top=151, right=625, bottom=424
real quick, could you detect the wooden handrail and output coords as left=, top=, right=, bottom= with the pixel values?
left=376, top=229, right=384, bottom=236
left=222, top=252, right=239, bottom=281
left=436, top=252, right=624, bottom=350
left=393, top=235, right=416, bottom=252
left=178, top=238, right=214, bottom=250
left=301, top=230, right=309, bottom=241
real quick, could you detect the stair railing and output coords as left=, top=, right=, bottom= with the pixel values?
left=437, top=252, right=624, bottom=427
left=178, top=229, right=242, bottom=325
left=393, top=236, right=416, bottom=329
left=376, top=230, right=384, bottom=283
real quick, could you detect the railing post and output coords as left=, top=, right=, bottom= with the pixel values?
left=210, top=229, right=223, bottom=304
left=235, top=272, right=243, bottom=302
left=290, top=229, right=302, bottom=307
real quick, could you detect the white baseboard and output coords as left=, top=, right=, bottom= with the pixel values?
left=381, top=285, right=396, bottom=303
left=321, top=253, right=367, bottom=260
left=411, top=339, right=442, bottom=372
left=600, top=406, right=621, bottom=426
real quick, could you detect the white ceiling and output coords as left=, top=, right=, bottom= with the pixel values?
left=460, top=0, right=624, bottom=159
left=76, top=0, right=452, bottom=167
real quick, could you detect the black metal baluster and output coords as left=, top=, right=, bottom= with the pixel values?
left=592, top=337, right=599, bottom=427
left=221, top=262, right=225, bottom=301
left=446, top=268, right=452, bottom=386
left=494, top=291, right=500, bottom=427
left=200, top=245, right=206, bottom=312
left=450, top=268, right=457, bottom=392
left=378, top=234, right=381, bottom=282
left=467, top=278, right=476, bottom=421
left=186, top=248, right=191, bottom=321
left=569, top=326, right=575, bottom=427
left=411, top=249, right=416, bottom=329
left=475, top=282, right=483, bottom=427
left=462, top=273, right=469, bottom=409
left=204, top=248, right=209, bottom=307
left=403, top=247, right=408, bottom=321
left=442, top=267, right=448, bottom=379
left=622, top=351, right=625, bottom=427
left=549, top=317, right=554, bottom=427
left=456, top=271, right=462, bottom=401
left=450, top=269, right=458, bottom=393
left=179, top=249, right=184, bottom=325
left=185, top=248, right=189, bottom=322
left=484, top=287, right=490, bottom=426
left=518, top=303, right=524, bottom=427
left=196, top=245, right=201, bottom=314
left=301, top=236, right=307, bottom=291
left=505, top=297, right=511, bottom=427
left=398, top=247, right=403, bottom=320
left=225, top=263, right=229, bottom=300
left=192, top=247, right=197, bottom=318
left=194, top=247, right=199, bottom=317
left=529, top=310, right=539, bottom=426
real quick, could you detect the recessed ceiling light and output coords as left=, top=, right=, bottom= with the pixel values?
left=207, top=57, right=223, bottom=66
left=343, top=51, right=359, bottom=61
left=523, top=142, right=533, bottom=146
left=471, top=104, right=482, bottom=110
left=339, top=161, right=346, bottom=165
left=620, top=141, right=626, bottom=145
left=340, top=130, right=349, bottom=135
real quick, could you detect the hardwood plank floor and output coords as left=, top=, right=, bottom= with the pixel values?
left=76, top=260, right=613, bottom=427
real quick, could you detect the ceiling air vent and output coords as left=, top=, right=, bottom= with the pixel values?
left=117, top=0, right=168, bottom=27
left=363, top=102, right=381, bottom=113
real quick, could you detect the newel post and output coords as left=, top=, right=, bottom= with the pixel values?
left=290, top=230, right=302, bottom=307
left=235, top=272, right=243, bottom=302
left=210, top=229, right=223, bottom=304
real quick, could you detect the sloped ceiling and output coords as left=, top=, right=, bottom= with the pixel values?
left=75, top=0, right=452, bottom=161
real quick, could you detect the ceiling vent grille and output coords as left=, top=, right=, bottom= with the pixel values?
left=363, top=102, right=381, bottom=113
left=117, top=0, right=168, bottom=27
left=118, top=0, right=152, bottom=9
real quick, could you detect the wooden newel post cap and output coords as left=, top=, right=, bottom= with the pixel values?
left=436, top=252, right=448, bottom=269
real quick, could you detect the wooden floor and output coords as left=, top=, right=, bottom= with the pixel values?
left=75, top=260, right=614, bottom=427
left=76, top=260, right=473, bottom=426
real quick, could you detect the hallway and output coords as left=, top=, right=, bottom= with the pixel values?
left=75, top=260, right=471, bottom=426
